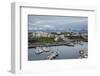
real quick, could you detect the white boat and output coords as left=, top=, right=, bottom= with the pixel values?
left=42, top=47, right=49, bottom=52
left=67, top=43, right=74, bottom=46
left=48, top=52, right=58, bottom=60
left=35, top=47, right=50, bottom=54
left=35, top=47, right=44, bottom=54
left=79, top=49, right=88, bottom=58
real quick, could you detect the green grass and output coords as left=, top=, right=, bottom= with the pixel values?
left=28, top=37, right=55, bottom=44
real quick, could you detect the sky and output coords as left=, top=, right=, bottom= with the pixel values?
left=28, top=15, right=88, bottom=32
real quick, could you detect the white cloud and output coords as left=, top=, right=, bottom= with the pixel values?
left=28, top=16, right=88, bottom=32
left=44, top=25, right=51, bottom=28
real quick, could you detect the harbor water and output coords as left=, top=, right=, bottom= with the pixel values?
left=28, top=42, right=87, bottom=61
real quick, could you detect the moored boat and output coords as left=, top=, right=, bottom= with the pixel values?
left=48, top=52, right=59, bottom=60
left=79, top=49, right=88, bottom=58
left=35, top=47, right=44, bottom=54
left=35, top=47, right=50, bottom=54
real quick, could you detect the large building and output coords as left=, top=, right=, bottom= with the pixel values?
left=32, top=32, right=53, bottom=38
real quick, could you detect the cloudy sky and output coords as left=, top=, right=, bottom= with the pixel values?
left=28, top=15, right=88, bottom=32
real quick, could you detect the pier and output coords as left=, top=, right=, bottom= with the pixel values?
left=28, top=42, right=74, bottom=48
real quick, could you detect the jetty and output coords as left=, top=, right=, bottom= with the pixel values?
left=29, top=42, right=74, bottom=48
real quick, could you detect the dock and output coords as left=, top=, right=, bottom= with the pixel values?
left=28, top=42, right=74, bottom=48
